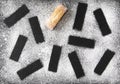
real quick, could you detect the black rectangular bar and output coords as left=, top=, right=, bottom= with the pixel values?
left=68, top=35, right=95, bottom=48
left=17, top=59, right=43, bottom=80
left=48, top=45, right=62, bottom=72
left=29, top=16, right=45, bottom=43
left=68, top=51, right=85, bottom=78
left=10, top=35, right=27, bottom=62
left=4, top=4, right=29, bottom=27
left=94, top=49, right=115, bottom=75
left=94, top=8, right=111, bottom=36
left=73, top=2, right=88, bottom=31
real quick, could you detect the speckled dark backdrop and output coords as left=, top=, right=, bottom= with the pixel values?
left=0, top=0, right=120, bottom=84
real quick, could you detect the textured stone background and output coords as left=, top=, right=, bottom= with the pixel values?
left=0, top=0, right=120, bottom=83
